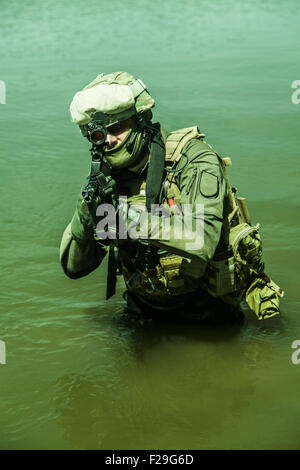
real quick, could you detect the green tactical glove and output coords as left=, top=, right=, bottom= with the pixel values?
left=70, top=188, right=97, bottom=242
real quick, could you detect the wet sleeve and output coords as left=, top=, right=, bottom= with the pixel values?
left=59, top=190, right=107, bottom=279
left=126, top=139, right=226, bottom=278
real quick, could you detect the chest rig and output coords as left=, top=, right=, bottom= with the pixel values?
left=119, top=126, right=205, bottom=303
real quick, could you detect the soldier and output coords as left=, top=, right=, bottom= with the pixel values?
left=60, top=72, right=283, bottom=322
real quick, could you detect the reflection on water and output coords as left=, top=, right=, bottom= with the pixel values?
left=54, top=312, right=275, bottom=449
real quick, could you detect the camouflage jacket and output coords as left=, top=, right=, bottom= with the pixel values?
left=60, top=125, right=228, bottom=292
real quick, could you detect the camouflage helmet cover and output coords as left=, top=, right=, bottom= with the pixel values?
left=70, top=71, right=155, bottom=132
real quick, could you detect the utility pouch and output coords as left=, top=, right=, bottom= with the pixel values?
left=204, top=247, right=236, bottom=297
left=230, top=223, right=262, bottom=274
left=120, top=250, right=199, bottom=302
left=202, top=223, right=263, bottom=300
left=245, top=274, right=284, bottom=320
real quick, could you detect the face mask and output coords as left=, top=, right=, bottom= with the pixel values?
left=104, top=128, right=147, bottom=169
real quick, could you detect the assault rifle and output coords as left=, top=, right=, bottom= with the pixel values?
left=82, top=143, right=120, bottom=300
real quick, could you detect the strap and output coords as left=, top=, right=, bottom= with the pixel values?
left=130, top=79, right=147, bottom=98
left=217, top=155, right=237, bottom=213
left=146, top=127, right=166, bottom=212
left=106, top=241, right=119, bottom=300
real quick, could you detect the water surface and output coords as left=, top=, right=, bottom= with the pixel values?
left=0, top=0, right=299, bottom=450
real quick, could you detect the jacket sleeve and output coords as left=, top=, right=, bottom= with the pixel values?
left=60, top=189, right=107, bottom=279
left=126, top=139, right=227, bottom=278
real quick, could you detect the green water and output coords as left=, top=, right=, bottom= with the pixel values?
left=1, top=0, right=300, bottom=450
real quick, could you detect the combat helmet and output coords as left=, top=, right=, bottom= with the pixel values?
left=70, top=72, right=155, bottom=168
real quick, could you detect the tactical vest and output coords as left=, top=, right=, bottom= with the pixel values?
left=119, top=127, right=284, bottom=319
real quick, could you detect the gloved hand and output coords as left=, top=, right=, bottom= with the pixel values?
left=70, top=187, right=97, bottom=241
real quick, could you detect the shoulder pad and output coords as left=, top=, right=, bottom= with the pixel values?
left=165, top=126, right=205, bottom=163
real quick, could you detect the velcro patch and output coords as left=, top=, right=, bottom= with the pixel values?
left=200, top=170, right=219, bottom=198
